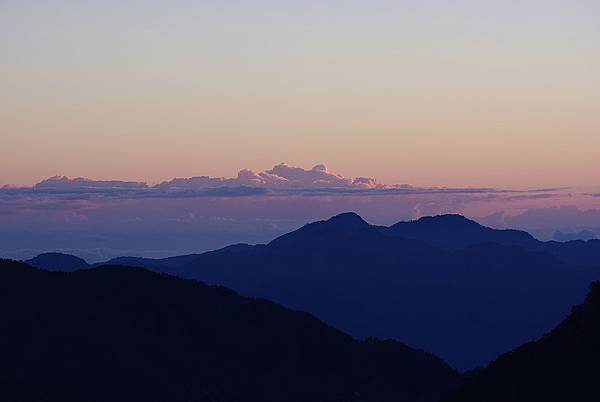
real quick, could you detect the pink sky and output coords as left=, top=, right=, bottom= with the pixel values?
left=1, top=2, right=599, bottom=260
left=1, top=1, right=599, bottom=189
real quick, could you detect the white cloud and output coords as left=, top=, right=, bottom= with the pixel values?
left=18, top=164, right=494, bottom=198
left=155, top=163, right=386, bottom=191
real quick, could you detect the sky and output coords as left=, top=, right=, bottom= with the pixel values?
left=1, top=1, right=600, bottom=260
left=1, top=0, right=599, bottom=188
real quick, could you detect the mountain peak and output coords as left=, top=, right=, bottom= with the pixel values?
left=390, top=214, right=486, bottom=232
left=388, top=214, right=537, bottom=252
left=326, top=212, right=369, bottom=227
left=26, top=252, right=89, bottom=272
left=268, top=212, right=372, bottom=247
left=413, top=214, right=481, bottom=227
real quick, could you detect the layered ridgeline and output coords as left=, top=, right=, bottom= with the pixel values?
left=26, top=252, right=90, bottom=271
left=386, top=214, right=600, bottom=266
left=447, top=281, right=600, bottom=402
left=0, top=260, right=459, bottom=402
left=27, top=214, right=600, bottom=370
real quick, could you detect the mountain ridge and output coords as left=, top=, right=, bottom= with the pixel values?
left=0, top=259, right=459, bottom=402
left=19, top=213, right=600, bottom=369
left=446, top=281, right=600, bottom=401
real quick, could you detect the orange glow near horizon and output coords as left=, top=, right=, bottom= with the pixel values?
left=1, top=1, right=599, bottom=189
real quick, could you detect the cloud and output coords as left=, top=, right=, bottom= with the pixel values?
left=477, top=206, right=600, bottom=240
left=504, top=206, right=600, bottom=228
left=553, top=230, right=597, bottom=242
left=34, top=176, right=148, bottom=190
left=503, top=193, right=560, bottom=201
left=155, top=163, right=388, bottom=191
left=13, top=164, right=499, bottom=199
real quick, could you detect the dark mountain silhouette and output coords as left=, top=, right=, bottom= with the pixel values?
left=105, top=256, right=172, bottom=271
left=25, top=252, right=89, bottom=271
left=102, top=213, right=600, bottom=370
left=446, top=281, right=600, bottom=402
left=386, top=214, right=539, bottom=250
left=387, top=214, right=600, bottom=266
left=106, top=253, right=203, bottom=270
left=0, top=259, right=459, bottom=402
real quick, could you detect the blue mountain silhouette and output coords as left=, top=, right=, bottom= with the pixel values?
left=27, top=213, right=600, bottom=369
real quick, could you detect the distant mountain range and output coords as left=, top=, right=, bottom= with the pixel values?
left=0, top=259, right=459, bottom=402
left=24, top=213, right=600, bottom=370
left=447, top=281, right=600, bottom=402
left=26, top=252, right=90, bottom=272
left=385, top=214, right=600, bottom=266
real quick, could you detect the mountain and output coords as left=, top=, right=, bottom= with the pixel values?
left=0, top=259, right=459, bottom=402
left=106, top=253, right=203, bottom=270
left=25, top=252, right=89, bottom=271
left=388, top=214, right=600, bottom=267
left=386, top=214, right=538, bottom=250
left=107, top=213, right=600, bottom=370
left=447, top=281, right=600, bottom=402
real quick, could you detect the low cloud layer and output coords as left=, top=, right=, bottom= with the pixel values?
left=27, top=164, right=388, bottom=192
left=2, top=164, right=600, bottom=262
left=3, top=163, right=498, bottom=198
left=35, top=176, right=148, bottom=190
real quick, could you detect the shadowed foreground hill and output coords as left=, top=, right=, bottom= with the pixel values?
left=447, top=281, right=600, bottom=402
left=107, top=213, right=600, bottom=370
left=0, top=260, right=459, bottom=402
